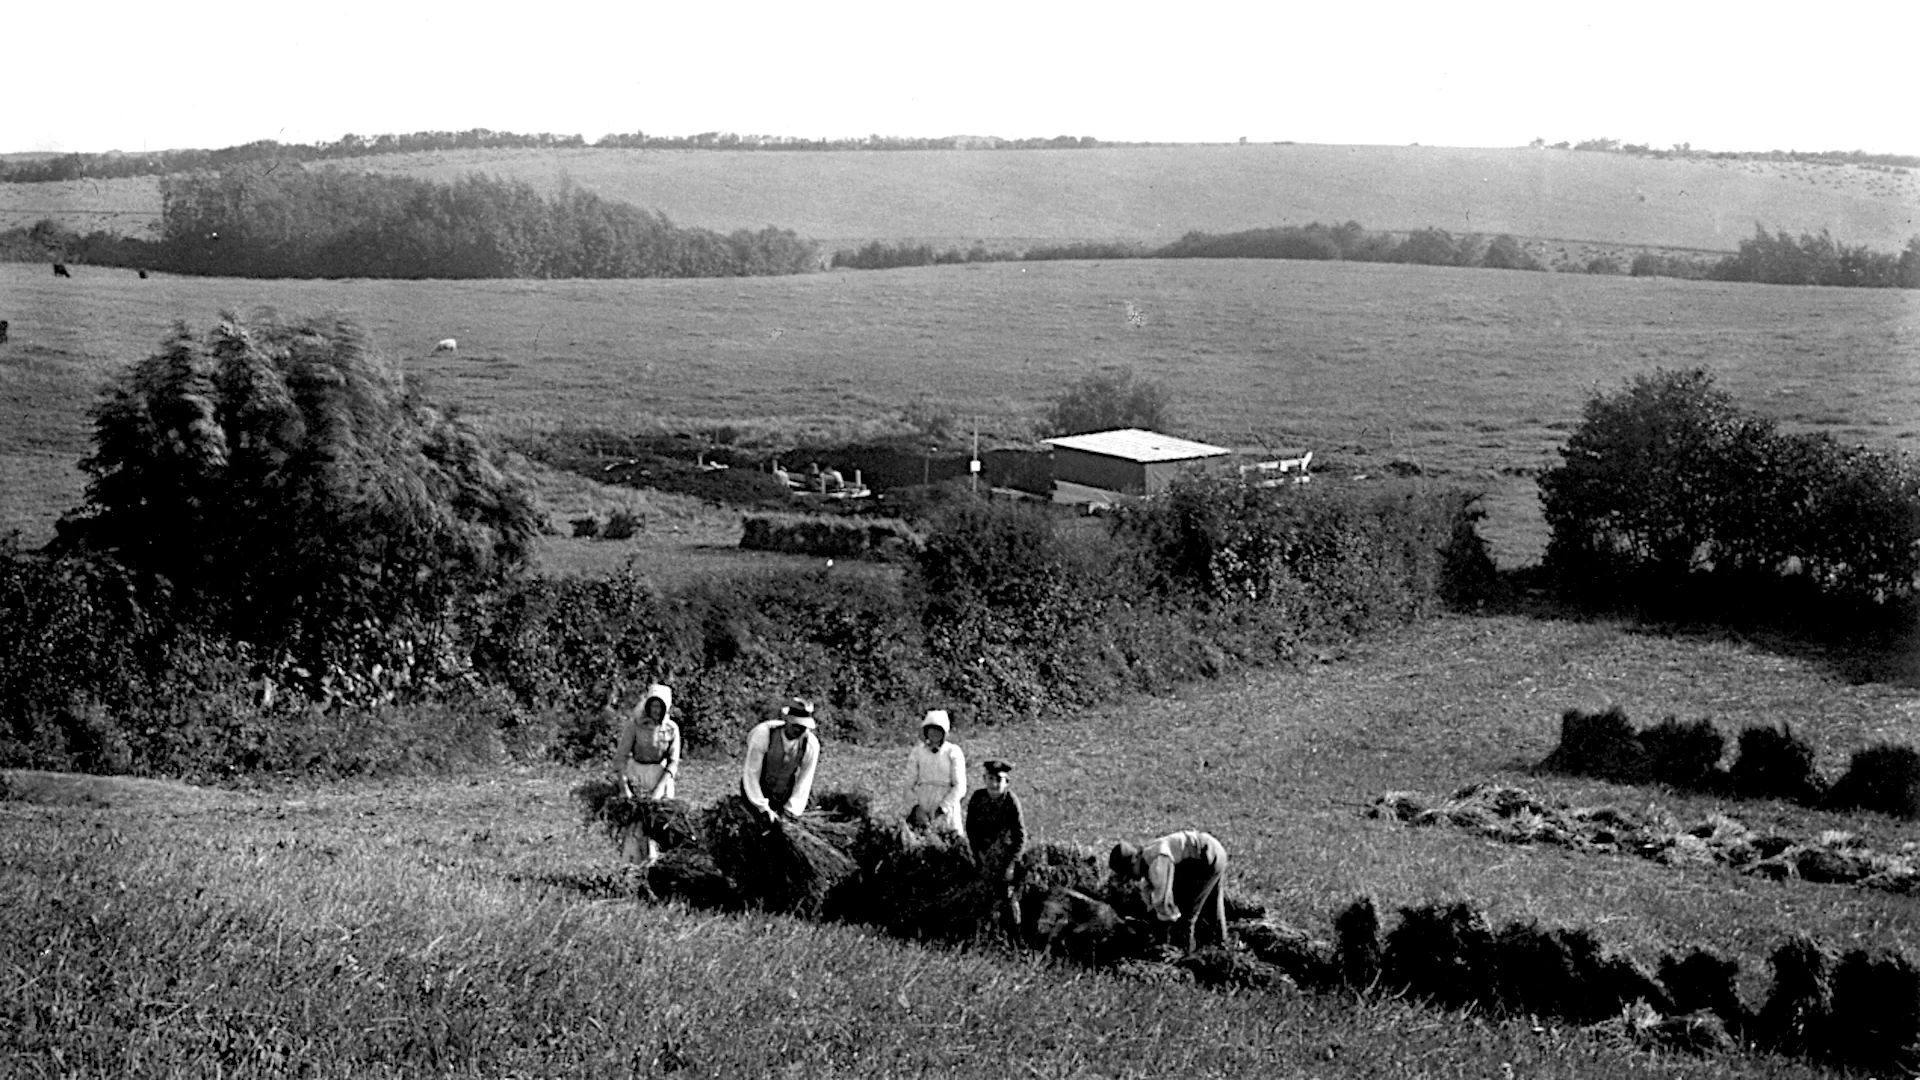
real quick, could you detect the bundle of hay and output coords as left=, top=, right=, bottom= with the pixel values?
left=1333, top=895, right=1382, bottom=991
left=1829, top=946, right=1920, bottom=1071
left=854, top=827, right=994, bottom=942
left=1824, top=743, right=1920, bottom=820
left=1538, top=705, right=1651, bottom=784
left=702, top=796, right=857, bottom=916
left=1014, top=842, right=1106, bottom=942
left=1493, top=922, right=1668, bottom=1024
left=1619, top=1004, right=1737, bottom=1056
left=1730, top=724, right=1824, bottom=803
left=1755, top=934, right=1836, bottom=1057
left=571, top=779, right=704, bottom=851
left=1028, top=887, right=1153, bottom=965
left=1638, top=716, right=1727, bottom=789
left=646, top=850, right=739, bottom=910
left=1381, top=901, right=1500, bottom=1011
left=1233, top=918, right=1337, bottom=991
left=1658, top=948, right=1747, bottom=1031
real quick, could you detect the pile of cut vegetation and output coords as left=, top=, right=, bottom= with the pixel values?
left=1539, top=704, right=1920, bottom=817
left=567, top=778, right=1920, bottom=1068
left=1371, top=782, right=1920, bottom=892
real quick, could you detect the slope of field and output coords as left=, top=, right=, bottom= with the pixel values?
left=4, top=145, right=1915, bottom=253
left=6, top=613, right=1918, bottom=1076
left=4, top=259, right=1914, bottom=565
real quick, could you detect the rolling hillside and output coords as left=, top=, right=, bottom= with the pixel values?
left=3, top=144, right=1915, bottom=253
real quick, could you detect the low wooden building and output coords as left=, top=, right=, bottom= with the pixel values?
left=1043, top=429, right=1234, bottom=503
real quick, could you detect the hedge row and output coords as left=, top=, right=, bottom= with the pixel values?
left=3, top=476, right=1495, bottom=777
left=1539, top=705, right=1920, bottom=818
left=738, top=514, right=921, bottom=561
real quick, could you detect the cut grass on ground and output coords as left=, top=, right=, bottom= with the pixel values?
left=6, top=612, right=1919, bottom=1076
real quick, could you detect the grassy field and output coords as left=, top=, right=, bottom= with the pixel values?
left=7, top=612, right=1919, bottom=1077
left=4, top=258, right=1915, bottom=566
left=7, top=144, right=1917, bottom=254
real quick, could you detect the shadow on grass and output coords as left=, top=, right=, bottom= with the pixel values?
left=1477, top=567, right=1920, bottom=690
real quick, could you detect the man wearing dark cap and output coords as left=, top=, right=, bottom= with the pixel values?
left=966, top=759, right=1027, bottom=941
left=741, top=698, right=821, bottom=823
left=1109, top=830, right=1228, bottom=953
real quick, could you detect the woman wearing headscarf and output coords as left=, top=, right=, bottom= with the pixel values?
left=613, top=683, right=681, bottom=864
left=905, top=709, right=967, bottom=838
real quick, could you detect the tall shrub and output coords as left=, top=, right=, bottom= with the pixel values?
left=52, top=311, right=541, bottom=684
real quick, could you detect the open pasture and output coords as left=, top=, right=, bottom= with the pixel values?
left=7, top=612, right=1919, bottom=1076
left=8, top=144, right=1917, bottom=254
left=4, top=258, right=1915, bottom=566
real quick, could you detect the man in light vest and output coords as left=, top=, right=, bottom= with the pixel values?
left=1109, top=830, right=1229, bottom=953
left=741, top=698, right=821, bottom=823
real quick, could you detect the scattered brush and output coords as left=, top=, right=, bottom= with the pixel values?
left=1824, top=743, right=1920, bottom=820
left=702, top=796, right=857, bottom=916
left=1638, top=716, right=1726, bottom=789
left=1829, top=947, right=1920, bottom=1072
left=1112, top=958, right=1195, bottom=986
left=1538, top=705, right=1651, bottom=784
left=1382, top=901, right=1499, bottom=1010
left=1731, top=724, right=1825, bottom=803
left=1233, top=918, right=1336, bottom=991
left=510, top=865, right=643, bottom=900
left=1755, top=934, right=1836, bottom=1057
left=1659, top=949, right=1747, bottom=1031
left=1333, top=895, right=1382, bottom=992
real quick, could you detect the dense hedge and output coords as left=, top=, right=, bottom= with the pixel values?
left=1541, top=368, right=1920, bottom=629
left=2, top=476, right=1493, bottom=777
left=739, top=515, right=921, bottom=560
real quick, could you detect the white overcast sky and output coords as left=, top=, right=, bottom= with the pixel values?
left=9, top=1, right=1916, bottom=156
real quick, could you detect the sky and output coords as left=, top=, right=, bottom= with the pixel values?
left=8, top=1, right=1916, bottom=157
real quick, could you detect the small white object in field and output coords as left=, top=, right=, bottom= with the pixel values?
left=826, top=559, right=834, bottom=568
left=432, top=338, right=457, bottom=354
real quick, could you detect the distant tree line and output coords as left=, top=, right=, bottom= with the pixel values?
left=1, top=164, right=818, bottom=279
left=1531, top=137, right=1918, bottom=171
left=0, top=130, right=1108, bottom=185
left=1630, top=226, right=1920, bottom=288
left=832, top=221, right=1920, bottom=289
left=831, top=222, right=1547, bottom=273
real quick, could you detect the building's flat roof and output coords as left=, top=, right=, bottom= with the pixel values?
left=1042, top=428, right=1233, bottom=463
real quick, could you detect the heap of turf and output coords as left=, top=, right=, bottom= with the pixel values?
left=1332, top=896, right=1382, bottom=990
left=1657, top=948, right=1747, bottom=1033
left=1730, top=724, right=1825, bottom=803
left=1824, top=743, right=1920, bottom=819
left=1538, top=705, right=1651, bottom=783
left=702, top=796, right=857, bottom=916
left=1381, top=901, right=1500, bottom=1010
left=1637, top=716, right=1726, bottom=789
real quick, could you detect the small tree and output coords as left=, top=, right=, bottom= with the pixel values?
left=54, top=311, right=540, bottom=678
left=1044, top=367, right=1173, bottom=436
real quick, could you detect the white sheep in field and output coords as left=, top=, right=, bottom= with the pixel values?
left=432, top=338, right=458, bottom=355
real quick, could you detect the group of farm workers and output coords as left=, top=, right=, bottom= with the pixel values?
left=613, top=686, right=1229, bottom=953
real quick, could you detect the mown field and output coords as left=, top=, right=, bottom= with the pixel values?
left=4, top=258, right=1916, bottom=566
left=6, top=144, right=1917, bottom=253
left=7, top=613, right=1920, bottom=1077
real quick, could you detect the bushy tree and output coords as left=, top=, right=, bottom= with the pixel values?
left=53, top=311, right=540, bottom=675
left=1044, top=367, right=1173, bottom=436
left=1480, top=235, right=1541, bottom=271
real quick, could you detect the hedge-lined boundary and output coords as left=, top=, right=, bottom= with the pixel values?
left=1540, top=705, right=1920, bottom=818
left=1373, top=783, right=1920, bottom=894
left=739, top=514, right=922, bottom=561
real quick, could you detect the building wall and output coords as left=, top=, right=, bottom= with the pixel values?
left=1051, top=447, right=1148, bottom=493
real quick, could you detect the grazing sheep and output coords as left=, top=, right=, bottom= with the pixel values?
left=52, top=263, right=71, bottom=278
left=432, top=338, right=457, bottom=354
left=137, top=269, right=148, bottom=279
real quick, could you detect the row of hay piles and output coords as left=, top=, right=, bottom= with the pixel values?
left=1538, top=707, right=1847, bottom=805
left=1752, top=936, right=1920, bottom=1070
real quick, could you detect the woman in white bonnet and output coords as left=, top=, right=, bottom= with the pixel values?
left=905, top=708, right=967, bottom=838
left=613, top=682, right=682, bottom=864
